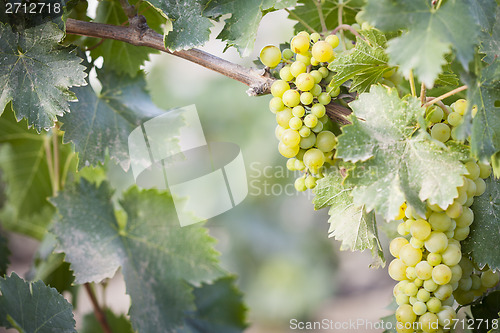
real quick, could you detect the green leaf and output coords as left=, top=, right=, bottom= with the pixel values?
left=335, top=85, right=468, bottom=220
left=313, top=169, right=385, bottom=267
left=204, top=0, right=276, bottom=56
left=288, top=0, right=364, bottom=34
left=362, top=0, right=480, bottom=88
left=81, top=309, right=134, bottom=333
left=0, top=272, right=76, bottom=333
left=181, top=276, right=247, bottom=333
left=0, top=105, right=64, bottom=240
left=51, top=180, right=224, bottom=332
left=466, top=0, right=498, bottom=33
left=328, top=28, right=390, bottom=93
left=462, top=176, right=500, bottom=271
left=0, top=232, right=9, bottom=276
left=480, top=7, right=500, bottom=65
left=471, top=291, right=500, bottom=333
left=91, top=0, right=164, bottom=77
left=60, top=70, right=170, bottom=170
left=146, top=0, right=212, bottom=50
left=0, top=22, right=87, bottom=131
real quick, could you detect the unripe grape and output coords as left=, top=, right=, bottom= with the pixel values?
left=304, top=114, right=318, bottom=128
left=276, top=108, right=293, bottom=128
left=282, top=48, right=294, bottom=60
left=311, top=121, right=323, bottom=133
left=396, top=294, right=410, bottom=306
left=294, top=176, right=307, bottom=192
left=312, top=41, right=334, bottom=62
left=296, top=52, right=311, bottom=65
left=319, top=115, right=330, bottom=124
left=431, top=123, right=451, bottom=142
left=286, top=158, right=297, bottom=170
left=299, top=126, right=311, bottom=138
left=428, top=212, right=452, bottom=232
left=278, top=141, right=299, bottom=158
left=292, top=105, right=305, bottom=117
left=465, top=178, right=477, bottom=197
left=427, top=106, right=444, bottom=123
left=478, top=162, right=492, bottom=179
left=310, top=84, right=322, bottom=96
left=269, top=97, right=285, bottom=113
left=289, top=117, right=302, bottom=130
left=305, top=175, right=317, bottom=189
left=437, top=306, right=456, bottom=326
left=410, top=237, right=424, bottom=249
left=454, top=99, right=467, bottom=115
left=453, top=289, right=474, bottom=305
left=318, top=92, right=332, bottom=105
left=397, top=222, right=409, bottom=236
left=295, top=73, right=315, bottom=91
left=471, top=274, right=482, bottom=290
left=419, top=312, right=439, bottom=333
left=474, top=177, right=486, bottom=196
left=259, top=45, right=282, bottom=67
left=434, top=284, right=453, bottom=300
left=445, top=201, right=463, bottom=219
left=390, top=237, right=409, bottom=258
left=426, top=297, right=441, bottom=313
left=406, top=266, right=417, bottom=280
left=303, top=148, right=325, bottom=170
left=449, top=264, right=463, bottom=284
left=275, top=125, right=285, bottom=140
left=410, top=219, right=432, bottom=241
left=459, top=256, right=474, bottom=276
left=427, top=253, right=442, bottom=266
left=394, top=280, right=409, bottom=296
left=409, top=296, right=417, bottom=305
left=291, top=34, right=310, bottom=54
left=414, top=278, right=423, bottom=287
left=318, top=66, right=329, bottom=78
left=281, top=129, right=301, bottom=147
left=425, top=232, right=448, bottom=253
left=316, top=131, right=336, bottom=153
left=417, top=288, right=431, bottom=302
left=404, top=282, right=418, bottom=296
left=481, top=269, right=499, bottom=288
left=428, top=202, right=443, bottom=212
left=432, top=264, right=452, bottom=285
left=412, top=301, right=427, bottom=315
left=310, top=32, right=321, bottom=42
left=472, top=105, right=478, bottom=117
left=271, top=80, right=290, bottom=97
left=299, top=133, right=316, bottom=149
left=282, top=89, right=301, bottom=107
left=447, top=112, right=462, bottom=127
left=280, top=66, right=294, bottom=81
left=453, top=226, right=470, bottom=241
left=295, top=159, right=305, bottom=171
left=309, top=70, right=323, bottom=83
left=458, top=276, right=472, bottom=291
left=325, top=34, right=340, bottom=48
left=464, top=196, right=474, bottom=207
left=300, top=92, right=314, bottom=105
left=465, top=161, right=480, bottom=180
left=310, top=56, right=319, bottom=66
left=396, top=304, right=416, bottom=323
left=441, top=244, right=462, bottom=266
left=399, top=244, right=422, bottom=267
left=424, top=279, right=438, bottom=292
left=416, top=261, right=433, bottom=280
left=329, top=86, right=340, bottom=97
left=311, top=103, right=326, bottom=118
left=290, top=61, right=307, bottom=77
left=455, top=207, right=473, bottom=227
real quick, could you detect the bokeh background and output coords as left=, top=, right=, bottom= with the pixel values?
left=2, top=4, right=396, bottom=333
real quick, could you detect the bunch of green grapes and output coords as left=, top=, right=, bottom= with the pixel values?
left=259, top=31, right=341, bottom=191
left=388, top=99, right=499, bottom=333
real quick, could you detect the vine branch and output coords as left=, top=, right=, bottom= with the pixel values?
left=84, top=283, right=113, bottom=333
left=332, top=24, right=362, bottom=39
left=65, top=18, right=274, bottom=96
left=423, top=85, right=468, bottom=108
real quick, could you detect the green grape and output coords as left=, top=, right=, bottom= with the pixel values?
left=318, top=66, right=329, bottom=78
left=478, top=162, right=492, bottom=178
left=465, top=161, right=480, bottom=180
left=300, top=133, right=316, bottom=149
left=294, top=176, right=307, bottom=192
left=410, top=237, right=424, bottom=249
left=414, top=278, right=423, bottom=288
left=290, top=61, right=307, bottom=77
left=310, top=32, right=321, bottom=43
left=303, top=148, right=325, bottom=170
left=465, top=178, right=477, bottom=197
left=281, top=129, right=301, bottom=147
left=282, top=48, right=294, bottom=60
left=417, top=288, right=431, bottom=302
left=416, top=261, right=433, bottom=280
left=481, top=269, right=499, bottom=288
left=282, top=89, right=301, bottom=107
left=410, top=219, right=432, bottom=241
left=437, top=306, right=456, bottom=326
left=278, top=141, right=299, bottom=158
left=413, top=301, right=427, bottom=315
left=311, top=121, right=323, bottom=133
left=311, top=103, right=326, bottom=118
left=297, top=31, right=310, bottom=38
left=271, top=80, right=290, bottom=97
left=280, top=66, right=294, bottom=81
left=426, top=297, right=441, bottom=313
left=310, top=84, right=322, bottom=96
left=432, top=265, right=452, bottom=285
left=309, top=70, right=323, bottom=84
left=329, top=86, right=340, bottom=97
left=456, top=186, right=468, bottom=205
left=459, top=256, right=474, bottom=276
left=286, top=158, right=297, bottom=170
left=454, top=99, right=467, bottom=115
left=453, top=226, right=470, bottom=241
left=474, top=177, right=486, bottom=196
left=276, top=108, right=293, bottom=128
left=396, top=294, right=410, bottom=306
left=424, top=232, right=448, bottom=253
left=305, top=175, right=317, bottom=189
left=406, top=266, right=417, bottom=280
left=292, top=105, right=305, bottom=117
left=396, top=323, right=414, bottom=333
left=455, top=207, right=473, bottom=227
left=275, top=125, right=285, bottom=140
left=295, top=159, right=305, bottom=170
left=295, top=73, right=315, bottom=91
left=434, top=284, right=453, bottom=300
left=289, top=116, right=303, bottom=130
left=319, top=115, right=330, bottom=124
left=428, top=212, right=452, bottom=232
left=428, top=202, right=443, bottom=212
left=471, top=274, right=482, bottom=290
left=390, top=237, right=409, bottom=258
left=269, top=97, right=284, bottom=113
left=449, top=264, right=463, bottom=284
left=310, top=56, right=319, bottom=66
left=397, top=222, right=409, bottom=236
left=395, top=304, right=417, bottom=323
left=427, top=253, right=442, bottom=266
left=300, top=91, right=314, bottom=105
left=259, top=45, right=282, bottom=67
left=441, top=245, right=461, bottom=266
left=431, top=123, right=451, bottom=142
left=318, top=92, right=331, bottom=105
left=296, top=52, right=311, bottom=66
left=399, top=244, right=422, bottom=267
left=427, top=106, right=443, bottom=123
left=316, top=131, right=336, bottom=153
left=291, top=34, right=310, bottom=54
left=424, top=279, right=438, bottom=292
left=453, top=289, right=474, bottom=305
left=299, top=126, right=311, bottom=137
left=325, top=34, right=340, bottom=49
left=447, top=112, right=462, bottom=127
left=394, top=281, right=408, bottom=296
left=312, top=41, right=334, bottom=62
left=304, top=114, right=319, bottom=128
left=445, top=201, right=462, bottom=219
left=458, top=276, right=472, bottom=291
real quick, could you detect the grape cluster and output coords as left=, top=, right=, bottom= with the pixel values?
left=388, top=99, right=499, bottom=333
left=260, top=31, right=341, bottom=191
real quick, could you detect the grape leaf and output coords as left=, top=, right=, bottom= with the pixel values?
left=462, top=176, right=500, bottom=271
left=0, top=232, right=9, bottom=276
left=90, top=0, right=164, bottom=77
left=0, top=22, right=87, bottom=131
left=81, top=309, right=134, bottom=333
left=362, top=0, right=480, bottom=88
left=0, top=272, right=76, bottom=333
left=335, top=85, right=468, bottom=220
left=480, top=7, right=500, bottom=65
left=328, top=28, right=390, bottom=93
left=466, top=0, right=498, bottom=33
left=51, top=180, right=224, bottom=332
left=146, top=0, right=212, bottom=50
left=288, top=0, right=364, bottom=34
left=204, top=0, right=276, bottom=56
left=0, top=105, right=64, bottom=240
left=313, top=169, right=385, bottom=268
left=181, top=276, right=247, bottom=333
left=471, top=291, right=500, bottom=333
left=59, top=70, right=171, bottom=171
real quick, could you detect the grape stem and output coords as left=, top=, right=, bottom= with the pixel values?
left=425, top=97, right=449, bottom=115
left=420, top=83, right=426, bottom=105
left=84, top=283, right=113, bottom=333
left=423, top=85, right=468, bottom=108
left=314, top=0, right=328, bottom=34
left=409, top=70, right=416, bottom=97
left=332, top=24, right=362, bottom=40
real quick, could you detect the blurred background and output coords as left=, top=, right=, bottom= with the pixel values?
left=2, top=5, right=396, bottom=333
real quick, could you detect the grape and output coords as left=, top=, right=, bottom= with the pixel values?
left=303, top=148, right=325, bottom=170
left=428, top=202, right=443, bottom=212
left=281, top=129, right=301, bottom=147
left=465, top=161, right=480, bottom=180
left=410, top=219, right=432, bottom=241
left=296, top=52, right=311, bottom=65
left=410, top=237, right=424, bottom=248
left=311, top=121, right=323, bottom=133
left=280, top=66, right=294, bottom=81
left=431, top=123, right=451, bottom=142
left=276, top=108, right=293, bottom=128
left=394, top=280, right=409, bottom=296
left=413, top=301, right=427, bottom=315
left=397, top=223, right=409, bottom=236
left=453, top=226, right=470, bottom=241
left=474, top=178, right=486, bottom=196
left=417, top=288, right=431, bottom=302
left=318, top=92, right=331, bottom=105
left=396, top=294, right=410, bottom=306
left=271, top=80, right=290, bottom=97
left=414, top=278, right=423, bottom=288
left=318, top=66, right=329, bottom=78
left=465, top=178, right=477, bottom=197
left=437, top=306, right=456, bottom=326
left=291, top=34, right=310, bottom=54
left=427, top=106, right=444, bottom=123
left=282, top=90, right=301, bottom=108
left=456, top=186, right=467, bottom=205
left=295, top=159, right=305, bottom=171
left=458, top=276, right=472, bottom=291
left=396, top=323, right=414, bottom=333
left=316, top=131, right=336, bottom=152
left=416, top=261, right=433, bottom=280
left=300, top=92, right=314, bottom=105
left=278, top=141, right=299, bottom=158
left=292, top=105, right=305, bottom=117
left=311, top=103, right=326, bottom=118
left=299, top=133, right=316, bottom=149
left=454, top=99, right=467, bottom=115
left=286, top=158, right=297, bottom=170
left=259, top=45, right=282, bottom=67
left=269, top=97, right=285, bottom=113
left=478, top=162, right=492, bottom=178
left=312, top=41, right=334, bottom=62
left=426, top=297, right=441, bottom=313
left=319, top=115, right=330, bottom=124
left=445, top=201, right=462, bottom=219
left=471, top=273, right=482, bottom=290
left=275, top=125, right=285, bottom=140
left=299, top=126, right=311, bottom=138
left=406, top=266, right=417, bottom=280
left=396, top=304, right=417, bottom=323
left=294, top=176, right=307, bottom=192
left=304, top=114, right=318, bottom=128
left=289, top=116, right=303, bottom=130
left=447, top=112, right=462, bottom=127
left=325, top=34, right=340, bottom=48
left=441, top=244, right=461, bottom=266
left=310, top=32, right=321, bottom=43
left=455, top=207, right=473, bottom=227
left=305, top=175, right=317, bottom=189
left=434, top=284, right=452, bottom=300
left=432, top=265, right=452, bottom=285
left=424, top=232, right=448, bottom=253
left=459, top=256, right=474, bottom=276
left=295, top=73, right=315, bottom=91
left=453, top=289, right=474, bottom=305
left=282, top=48, right=294, bottom=60
left=449, top=264, right=463, bottom=284
left=424, top=279, right=438, bottom=292
left=310, top=84, right=322, bottom=96
left=427, top=253, right=442, bottom=266
left=329, top=86, right=340, bottom=97
left=428, top=212, right=452, bottom=232
left=481, top=269, right=499, bottom=288
left=290, top=61, right=307, bottom=77
left=399, top=244, right=422, bottom=267
left=390, top=237, right=409, bottom=258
